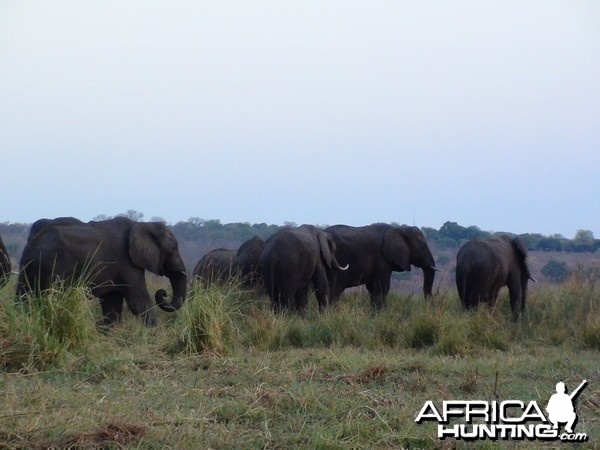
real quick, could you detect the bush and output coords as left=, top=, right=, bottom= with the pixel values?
left=541, top=260, right=571, bottom=282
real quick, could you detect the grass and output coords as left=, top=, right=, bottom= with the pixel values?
left=0, top=274, right=599, bottom=448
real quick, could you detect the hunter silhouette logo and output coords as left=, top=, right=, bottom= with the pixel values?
left=546, top=380, right=587, bottom=434
left=415, top=380, right=589, bottom=442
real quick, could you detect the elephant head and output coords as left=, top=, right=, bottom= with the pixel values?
left=383, top=226, right=438, bottom=297
left=128, top=222, right=187, bottom=312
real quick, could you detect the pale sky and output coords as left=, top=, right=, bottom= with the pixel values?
left=1, top=1, right=599, bottom=238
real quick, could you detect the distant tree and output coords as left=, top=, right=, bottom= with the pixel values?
left=203, top=219, right=222, bottom=230
left=573, top=229, right=595, bottom=253
left=519, top=233, right=544, bottom=250
left=536, top=237, right=564, bottom=252
left=92, top=214, right=110, bottom=221
left=151, top=216, right=167, bottom=224
left=438, top=221, right=466, bottom=243
left=438, top=221, right=489, bottom=245
left=541, top=260, right=571, bottom=282
left=422, top=227, right=439, bottom=241
left=118, top=210, right=144, bottom=221
left=188, top=217, right=204, bottom=228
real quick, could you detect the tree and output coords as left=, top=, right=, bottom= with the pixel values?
left=573, top=229, right=595, bottom=253
left=118, top=210, right=144, bottom=221
left=541, top=260, right=571, bottom=282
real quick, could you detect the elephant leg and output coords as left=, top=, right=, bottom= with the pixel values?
left=312, top=268, right=330, bottom=310
left=294, top=286, right=309, bottom=313
left=122, top=286, right=157, bottom=326
left=328, top=284, right=344, bottom=305
left=277, top=285, right=294, bottom=311
left=367, top=276, right=390, bottom=309
left=99, top=292, right=124, bottom=325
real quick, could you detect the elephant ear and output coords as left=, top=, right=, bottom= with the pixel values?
left=382, top=228, right=411, bottom=271
left=129, top=223, right=163, bottom=274
left=511, top=236, right=532, bottom=276
left=317, top=232, right=336, bottom=269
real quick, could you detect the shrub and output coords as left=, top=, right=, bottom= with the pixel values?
left=541, top=260, right=571, bottom=282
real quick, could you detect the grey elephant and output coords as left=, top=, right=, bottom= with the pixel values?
left=325, top=224, right=438, bottom=308
left=17, top=217, right=187, bottom=326
left=455, top=235, right=536, bottom=320
left=192, top=236, right=265, bottom=289
left=258, top=225, right=348, bottom=312
left=27, top=217, right=84, bottom=243
left=192, top=248, right=237, bottom=284
left=235, top=235, right=265, bottom=289
left=0, top=234, right=11, bottom=287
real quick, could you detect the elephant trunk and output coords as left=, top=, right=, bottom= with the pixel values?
left=155, top=270, right=187, bottom=312
left=422, top=266, right=436, bottom=299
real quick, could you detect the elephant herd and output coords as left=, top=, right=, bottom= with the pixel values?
left=0, top=217, right=537, bottom=326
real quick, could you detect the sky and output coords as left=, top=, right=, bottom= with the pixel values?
left=1, top=1, right=599, bottom=238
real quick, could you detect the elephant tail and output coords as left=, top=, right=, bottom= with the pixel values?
left=260, top=260, right=279, bottom=309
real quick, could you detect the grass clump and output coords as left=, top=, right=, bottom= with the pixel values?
left=172, top=279, right=249, bottom=355
left=1, top=278, right=100, bottom=371
left=406, top=312, right=439, bottom=349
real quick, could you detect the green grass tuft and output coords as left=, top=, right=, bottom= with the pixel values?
left=1, top=277, right=100, bottom=371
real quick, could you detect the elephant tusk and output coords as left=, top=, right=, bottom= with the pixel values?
left=431, top=266, right=443, bottom=271
left=529, top=276, right=538, bottom=282
left=339, top=264, right=349, bottom=271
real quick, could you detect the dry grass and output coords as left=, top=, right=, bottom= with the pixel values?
left=0, top=274, right=599, bottom=448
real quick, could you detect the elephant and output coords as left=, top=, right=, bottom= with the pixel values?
left=192, top=236, right=265, bottom=289
left=27, top=217, right=84, bottom=243
left=258, top=225, right=348, bottom=312
left=0, top=234, right=11, bottom=287
left=235, top=235, right=265, bottom=289
left=17, top=216, right=187, bottom=326
left=325, top=223, right=439, bottom=308
left=455, top=235, right=536, bottom=320
left=192, top=248, right=237, bottom=284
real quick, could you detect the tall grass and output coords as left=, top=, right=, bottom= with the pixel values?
left=1, top=277, right=101, bottom=371
left=171, top=278, right=254, bottom=355
left=2, top=270, right=597, bottom=370
left=164, top=273, right=599, bottom=357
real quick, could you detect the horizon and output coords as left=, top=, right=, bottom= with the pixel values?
left=0, top=212, right=594, bottom=240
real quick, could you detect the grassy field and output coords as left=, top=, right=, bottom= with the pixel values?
left=1, top=276, right=599, bottom=449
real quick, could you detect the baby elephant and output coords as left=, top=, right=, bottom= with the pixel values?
left=455, top=235, right=536, bottom=320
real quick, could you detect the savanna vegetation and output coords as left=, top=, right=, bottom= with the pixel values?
left=1, top=270, right=599, bottom=449
left=1, top=214, right=598, bottom=447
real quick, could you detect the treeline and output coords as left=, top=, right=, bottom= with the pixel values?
left=0, top=216, right=597, bottom=270
left=423, top=221, right=599, bottom=253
